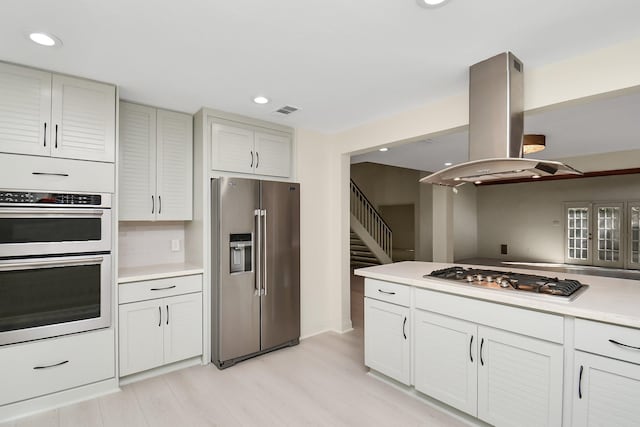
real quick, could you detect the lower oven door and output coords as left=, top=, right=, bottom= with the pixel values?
left=0, top=254, right=111, bottom=346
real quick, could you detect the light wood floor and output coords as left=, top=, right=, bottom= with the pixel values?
left=1, top=281, right=466, bottom=427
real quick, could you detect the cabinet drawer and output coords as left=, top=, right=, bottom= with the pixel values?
left=415, top=288, right=564, bottom=344
left=575, top=319, right=640, bottom=364
left=119, top=274, right=202, bottom=304
left=365, top=278, right=411, bottom=307
left=0, top=329, right=114, bottom=405
left=0, top=153, right=115, bottom=193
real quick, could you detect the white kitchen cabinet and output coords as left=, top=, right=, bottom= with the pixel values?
left=413, top=310, right=477, bottom=416
left=119, top=101, right=193, bottom=221
left=477, top=326, right=564, bottom=427
left=0, top=62, right=115, bottom=162
left=118, top=274, right=203, bottom=377
left=364, top=297, right=411, bottom=385
left=119, top=292, right=202, bottom=376
left=572, top=351, right=640, bottom=427
left=211, top=122, right=291, bottom=178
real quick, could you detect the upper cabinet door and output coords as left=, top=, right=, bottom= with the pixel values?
left=0, top=63, right=51, bottom=157
left=156, top=109, right=193, bottom=221
left=211, top=123, right=255, bottom=174
left=119, top=102, right=157, bottom=221
left=254, top=131, right=291, bottom=177
left=51, top=75, right=115, bottom=162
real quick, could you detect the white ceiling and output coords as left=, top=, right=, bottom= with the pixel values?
left=351, top=90, right=640, bottom=172
left=2, top=1, right=640, bottom=133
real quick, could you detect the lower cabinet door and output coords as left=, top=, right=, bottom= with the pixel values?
left=477, top=326, right=563, bottom=427
left=119, top=299, right=164, bottom=376
left=413, top=310, right=478, bottom=416
left=573, top=351, right=640, bottom=427
left=364, top=297, right=410, bottom=385
left=163, top=292, right=203, bottom=364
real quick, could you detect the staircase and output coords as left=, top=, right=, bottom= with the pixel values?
left=350, top=179, right=393, bottom=268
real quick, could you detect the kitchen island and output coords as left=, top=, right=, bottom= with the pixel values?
left=355, top=261, right=640, bottom=427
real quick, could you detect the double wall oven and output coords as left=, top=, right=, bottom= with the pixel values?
left=0, top=191, right=112, bottom=346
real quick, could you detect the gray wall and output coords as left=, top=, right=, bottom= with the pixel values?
left=476, top=174, right=640, bottom=263
left=453, top=184, right=478, bottom=261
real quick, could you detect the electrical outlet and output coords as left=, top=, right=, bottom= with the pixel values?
left=171, top=239, right=180, bottom=252
left=500, top=244, right=508, bottom=255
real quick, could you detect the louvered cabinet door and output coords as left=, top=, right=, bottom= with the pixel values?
left=51, top=75, right=115, bottom=162
left=119, top=102, right=156, bottom=220
left=413, top=310, right=478, bottom=417
left=573, top=351, right=640, bottom=427
left=477, top=326, right=563, bottom=427
left=211, top=123, right=255, bottom=174
left=156, top=109, right=193, bottom=220
left=0, top=63, right=51, bottom=157
left=254, top=131, right=291, bottom=177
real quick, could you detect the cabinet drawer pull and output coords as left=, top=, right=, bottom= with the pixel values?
left=150, top=285, right=176, bottom=291
left=34, top=360, right=69, bottom=370
left=402, top=316, right=407, bottom=340
left=378, top=289, right=396, bottom=295
left=32, top=172, right=69, bottom=177
left=469, top=335, right=474, bottom=363
left=480, top=338, right=485, bottom=366
left=578, top=365, right=584, bottom=399
left=43, top=122, right=47, bottom=147
left=609, top=339, right=640, bottom=350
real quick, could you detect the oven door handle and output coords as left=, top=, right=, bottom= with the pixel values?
left=0, top=256, right=105, bottom=271
left=0, top=208, right=105, bottom=217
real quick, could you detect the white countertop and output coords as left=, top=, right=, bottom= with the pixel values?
left=118, top=263, right=204, bottom=284
left=355, top=261, right=640, bottom=329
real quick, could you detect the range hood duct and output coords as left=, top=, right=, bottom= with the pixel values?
left=420, top=52, right=582, bottom=186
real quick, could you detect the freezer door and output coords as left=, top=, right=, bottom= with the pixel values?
left=213, top=177, right=261, bottom=363
left=260, top=181, right=300, bottom=350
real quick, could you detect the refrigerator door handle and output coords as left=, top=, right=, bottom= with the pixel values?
left=254, top=209, right=262, bottom=296
left=262, top=209, right=267, bottom=296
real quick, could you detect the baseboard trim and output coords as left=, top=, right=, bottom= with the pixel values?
left=118, top=356, right=203, bottom=386
left=0, top=379, right=119, bottom=423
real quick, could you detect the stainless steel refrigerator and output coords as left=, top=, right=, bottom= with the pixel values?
left=211, top=177, right=300, bottom=369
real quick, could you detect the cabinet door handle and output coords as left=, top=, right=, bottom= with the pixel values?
left=166, top=304, right=169, bottom=325
left=250, top=150, right=254, bottom=167
left=480, top=338, right=485, bottom=366
left=150, top=285, right=176, bottom=291
left=33, top=360, right=69, bottom=370
left=402, top=316, right=407, bottom=340
left=158, top=195, right=162, bottom=214
left=378, top=289, right=396, bottom=295
left=578, top=365, right=584, bottom=399
left=256, top=152, right=259, bottom=168
left=43, top=122, right=47, bottom=147
left=32, top=172, right=69, bottom=177
left=55, top=124, right=59, bottom=148
left=158, top=306, right=162, bottom=327
left=609, top=339, right=640, bottom=350
left=151, top=195, right=154, bottom=214
left=469, top=335, right=474, bottom=363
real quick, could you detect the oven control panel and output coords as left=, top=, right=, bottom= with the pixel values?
left=0, top=191, right=102, bottom=205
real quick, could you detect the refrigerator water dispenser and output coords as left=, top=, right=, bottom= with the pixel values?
left=229, top=233, right=252, bottom=273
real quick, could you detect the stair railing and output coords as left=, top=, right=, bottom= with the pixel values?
left=350, top=179, right=392, bottom=259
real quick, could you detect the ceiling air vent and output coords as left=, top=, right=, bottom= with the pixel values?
left=274, top=105, right=299, bottom=115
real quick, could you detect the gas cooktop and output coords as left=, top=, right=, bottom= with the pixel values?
left=426, top=266, right=588, bottom=302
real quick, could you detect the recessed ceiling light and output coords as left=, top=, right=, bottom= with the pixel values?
left=416, top=0, right=451, bottom=8
left=444, top=162, right=452, bottom=166
left=532, top=174, right=541, bottom=179
left=379, top=147, right=389, bottom=152
left=474, top=180, right=482, bottom=185
left=253, top=96, right=269, bottom=104
left=453, top=177, right=461, bottom=181
left=29, top=32, right=61, bottom=47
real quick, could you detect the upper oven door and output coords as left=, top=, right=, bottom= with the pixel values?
left=0, top=207, right=111, bottom=257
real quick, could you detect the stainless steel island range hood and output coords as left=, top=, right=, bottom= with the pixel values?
left=420, top=52, right=582, bottom=186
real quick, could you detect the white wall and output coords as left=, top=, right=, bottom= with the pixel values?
left=296, top=36, right=640, bottom=335
left=476, top=172, right=640, bottom=263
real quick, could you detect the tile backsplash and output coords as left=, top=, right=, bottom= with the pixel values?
left=119, top=222, right=185, bottom=268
